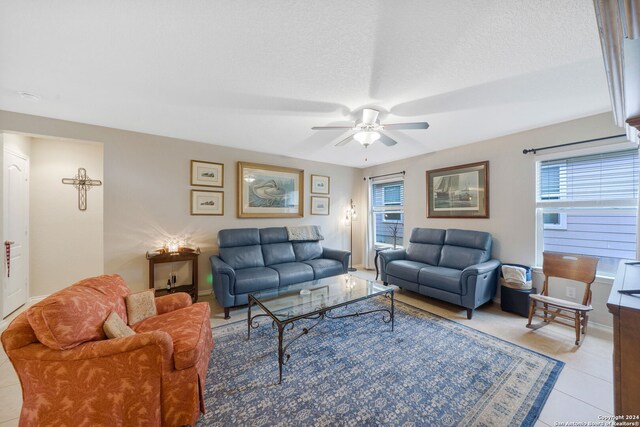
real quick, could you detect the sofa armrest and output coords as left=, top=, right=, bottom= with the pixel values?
left=461, top=259, right=501, bottom=281
left=379, top=249, right=406, bottom=264
left=379, top=249, right=406, bottom=282
left=322, top=247, right=351, bottom=273
left=210, top=255, right=235, bottom=277
left=9, top=330, right=173, bottom=364
left=460, top=259, right=501, bottom=308
left=155, top=293, right=192, bottom=315
left=210, top=255, right=237, bottom=307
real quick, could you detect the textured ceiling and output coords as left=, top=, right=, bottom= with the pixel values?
left=0, top=0, right=612, bottom=167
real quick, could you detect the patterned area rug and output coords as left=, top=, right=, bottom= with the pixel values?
left=199, top=298, right=563, bottom=426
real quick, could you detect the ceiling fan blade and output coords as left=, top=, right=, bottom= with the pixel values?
left=335, top=134, right=354, bottom=146
left=311, top=126, right=354, bottom=130
left=378, top=133, right=398, bottom=147
left=382, top=122, right=430, bottom=130
left=362, top=108, right=380, bottom=125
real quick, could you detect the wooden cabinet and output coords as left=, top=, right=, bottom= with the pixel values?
left=147, top=251, right=199, bottom=302
left=607, top=261, right=640, bottom=415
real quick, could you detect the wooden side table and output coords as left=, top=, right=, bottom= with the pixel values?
left=147, top=251, right=199, bottom=302
left=374, top=247, right=391, bottom=280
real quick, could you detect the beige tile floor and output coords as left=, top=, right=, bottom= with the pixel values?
left=0, top=269, right=615, bottom=426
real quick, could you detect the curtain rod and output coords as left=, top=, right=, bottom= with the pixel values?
left=522, top=134, right=626, bottom=155
left=364, top=170, right=406, bottom=181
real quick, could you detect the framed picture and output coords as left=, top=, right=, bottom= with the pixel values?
left=310, top=196, right=330, bottom=215
left=426, top=161, right=489, bottom=218
left=191, top=160, right=224, bottom=187
left=237, top=162, right=304, bottom=218
left=311, top=174, right=330, bottom=194
left=191, top=190, right=224, bottom=215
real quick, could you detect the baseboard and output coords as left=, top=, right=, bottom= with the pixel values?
left=0, top=319, right=8, bottom=332
left=198, top=289, right=213, bottom=297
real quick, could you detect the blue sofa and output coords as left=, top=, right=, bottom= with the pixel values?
left=380, top=228, right=500, bottom=319
left=210, top=227, right=351, bottom=318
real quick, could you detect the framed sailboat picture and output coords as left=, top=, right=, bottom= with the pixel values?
left=426, top=161, right=489, bottom=218
left=237, top=162, right=304, bottom=218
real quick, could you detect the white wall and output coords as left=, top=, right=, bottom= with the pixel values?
left=361, top=112, right=623, bottom=326
left=29, top=137, right=104, bottom=297
left=104, top=136, right=360, bottom=293
left=0, top=110, right=623, bottom=326
left=0, top=111, right=362, bottom=296
left=3, top=133, right=31, bottom=158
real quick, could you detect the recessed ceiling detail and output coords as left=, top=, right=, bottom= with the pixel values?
left=0, top=1, right=611, bottom=167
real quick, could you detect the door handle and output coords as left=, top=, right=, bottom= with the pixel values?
left=4, top=241, right=12, bottom=278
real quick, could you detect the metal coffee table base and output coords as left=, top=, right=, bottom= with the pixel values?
left=247, top=291, right=395, bottom=384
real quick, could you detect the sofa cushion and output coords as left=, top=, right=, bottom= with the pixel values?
left=439, top=245, right=488, bottom=271
left=234, top=267, right=279, bottom=294
left=218, top=228, right=260, bottom=247
left=405, top=228, right=445, bottom=265
left=26, top=274, right=130, bottom=350
left=259, top=227, right=288, bottom=244
left=444, top=229, right=492, bottom=251
left=418, top=266, right=463, bottom=294
left=270, top=262, right=314, bottom=286
left=303, top=259, right=344, bottom=279
left=410, top=228, right=446, bottom=245
left=406, top=244, right=442, bottom=266
left=219, top=245, right=265, bottom=269
left=386, top=260, right=429, bottom=283
left=125, top=290, right=158, bottom=326
left=439, top=229, right=491, bottom=270
left=262, top=242, right=296, bottom=266
left=132, top=302, right=211, bottom=370
left=292, top=241, right=323, bottom=261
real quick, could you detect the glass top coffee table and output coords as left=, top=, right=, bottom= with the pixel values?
left=247, top=274, right=397, bottom=383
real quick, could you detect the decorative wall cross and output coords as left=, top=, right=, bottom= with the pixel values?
left=62, top=168, right=102, bottom=211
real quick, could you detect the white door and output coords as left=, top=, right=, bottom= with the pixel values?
left=3, top=150, right=28, bottom=318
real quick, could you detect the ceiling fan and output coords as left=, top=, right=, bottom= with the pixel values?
left=311, top=108, right=429, bottom=148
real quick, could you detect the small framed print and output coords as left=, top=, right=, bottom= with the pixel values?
left=191, top=160, right=224, bottom=187
left=310, top=196, right=330, bottom=215
left=311, top=174, right=330, bottom=194
left=191, top=190, right=224, bottom=215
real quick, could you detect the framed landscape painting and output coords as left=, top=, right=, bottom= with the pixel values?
left=191, top=190, right=224, bottom=215
left=426, top=161, right=489, bottom=218
left=310, top=196, right=330, bottom=215
left=311, top=174, right=330, bottom=194
left=237, top=162, right=304, bottom=218
left=191, top=160, right=224, bottom=187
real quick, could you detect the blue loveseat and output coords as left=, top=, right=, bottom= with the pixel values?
left=210, top=227, right=350, bottom=318
left=380, top=228, right=500, bottom=319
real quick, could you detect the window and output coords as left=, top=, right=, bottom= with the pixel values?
left=371, top=178, right=404, bottom=247
left=536, top=148, right=640, bottom=276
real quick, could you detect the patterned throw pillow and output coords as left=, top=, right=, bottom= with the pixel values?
left=103, top=311, right=136, bottom=339
left=125, top=290, right=158, bottom=326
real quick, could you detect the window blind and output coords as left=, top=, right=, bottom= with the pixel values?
left=536, top=148, right=640, bottom=275
left=372, top=180, right=404, bottom=210
left=538, top=149, right=640, bottom=206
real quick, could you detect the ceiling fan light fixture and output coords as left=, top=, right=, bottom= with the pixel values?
left=353, top=131, right=380, bottom=147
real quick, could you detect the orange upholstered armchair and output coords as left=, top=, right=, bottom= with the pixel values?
left=1, top=274, right=214, bottom=427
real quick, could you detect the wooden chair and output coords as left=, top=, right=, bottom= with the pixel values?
left=526, top=252, right=598, bottom=345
